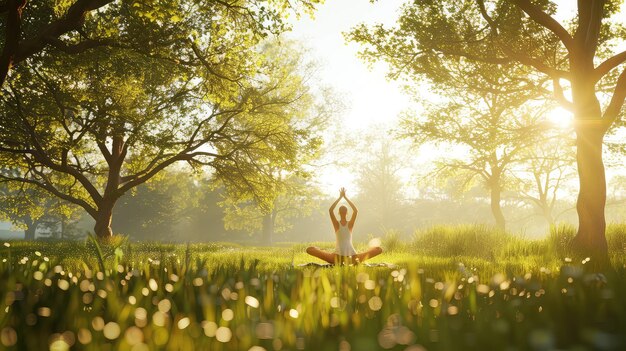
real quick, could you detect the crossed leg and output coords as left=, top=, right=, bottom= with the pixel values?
left=353, top=246, right=383, bottom=263
left=306, top=246, right=383, bottom=265
left=306, top=246, right=337, bottom=264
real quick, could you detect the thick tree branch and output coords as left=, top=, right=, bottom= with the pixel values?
left=13, top=0, right=115, bottom=64
left=594, top=50, right=626, bottom=82
left=602, top=68, right=626, bottom=129
left=551, top=78, right=575, bottom=111
left=475, top=0, right=498, bottom=35
left=0, top=173, right=97, bottom=217
left=0, top=0, right=27, bottom=87
left=512, top=0, right=574, bottom=52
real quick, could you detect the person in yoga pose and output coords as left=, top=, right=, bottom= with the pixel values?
left=306, top=187, right=383, bottom=265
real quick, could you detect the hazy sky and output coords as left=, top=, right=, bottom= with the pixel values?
left=287, top=0, right=411, bottom=129
left=286, top=1, right=415, bottom=194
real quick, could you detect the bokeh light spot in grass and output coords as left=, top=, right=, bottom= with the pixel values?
left=153, top=311, right=167, bottom=327
left=447, top=306, right=458, bottom=315
left=364, top=280, right=376, bottom=290
left=82, top=293, right=93, bottom=304
left=149, top=279, right=158, bottom=291
left=177, top=317, right=191, bottom=329
left=103, top=322, right=121, bottom=340
left=289, top=309, right=299, bottom=318
left=245, top=296, right=260, bottom=308
left=129, top=296, right=137, bottom=305
left=356, top=272, right=368, bottom=283
left=491, top=273, right=505, bottom=286
left=33, top=271, right=43, bottom=281
left=77, top=329, right=91, bottom=344
left=339, top=340, right=351, bottom=351
left=157, top=299, right=171, bottom=313
left=192, top=277, right=203, bottom=286
left=58, top=279, right=70, bottom=291
left=428, top=299, right=438, bottom=308
left=215, top=327, right=232, bottom=342
left=396, top=326, right=416, bottom=345
left=272, top=339, right=283, bottom=350
left=3, top=242, right=10, bottom=248
left=248, top=346, right=266, bottom=351
left=202, top=321, right=218, bottom=337
left=125, top=327, right=144, bottom=345
left=1, top=327, right=17, bottom=347
left=141, top=287, right=149, bottom=296
left=377, top=328, right=396, bottom=349
left=369, top=296, right=383, bottom=311
left=38, top=307, right=51, bottom=317
left=49, top=339, right=70, bottom=351
left=477, top=284, right=490, bottom=294
left=222, top=308, right=234, bottom=321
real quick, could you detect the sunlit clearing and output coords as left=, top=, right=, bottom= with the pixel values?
left=547, top=107, right=573, bottom=129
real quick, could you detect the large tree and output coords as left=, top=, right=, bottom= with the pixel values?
left=398, top=62, right=548, bottom=231
left=219, top=40, right=334, bottom=244
left=349, top=0, right=626, bottom=261
left=0, top=25, right=321, bottom=238
left=0, top=0, right=320, bottom=87
left=513, top=130, right=577, bottom=226
left=352, top=128, right=409, bottom=234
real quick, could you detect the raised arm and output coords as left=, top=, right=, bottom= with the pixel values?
left=329, top=191, right=342, bottom=231
left=344, top=192, right=358, bottom=230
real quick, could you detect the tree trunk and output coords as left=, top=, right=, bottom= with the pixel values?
left=94, top=200, right=115, bottom=238
left=261, top=213, right=273, bottom=245
left=0, top=0, right=27, bottom=87
left=542, top=207, right=555, bottom=228
left=490, top=184, right=506, bottom=232
left=24, top=224, right=36, bottom=240
left=571, top=127, right=608, bottom=262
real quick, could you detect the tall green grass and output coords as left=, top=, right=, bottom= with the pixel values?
left=1, top=225, right=626, bottom=350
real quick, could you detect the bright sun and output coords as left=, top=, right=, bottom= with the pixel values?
left=547, top=107, right=574, bottom=129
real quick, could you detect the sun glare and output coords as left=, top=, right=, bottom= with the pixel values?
left=547, top=107, right=573, bottom=129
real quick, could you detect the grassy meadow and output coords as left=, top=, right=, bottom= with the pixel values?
left=1, top=225, right=626, bottom=350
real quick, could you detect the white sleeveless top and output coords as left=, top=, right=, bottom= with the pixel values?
left=335, top=222, right=357, bottom=256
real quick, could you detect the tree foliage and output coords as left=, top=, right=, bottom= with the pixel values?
left=0, top=3, right=328, bottom=238
left=0, top=0, right=323, bottom=86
